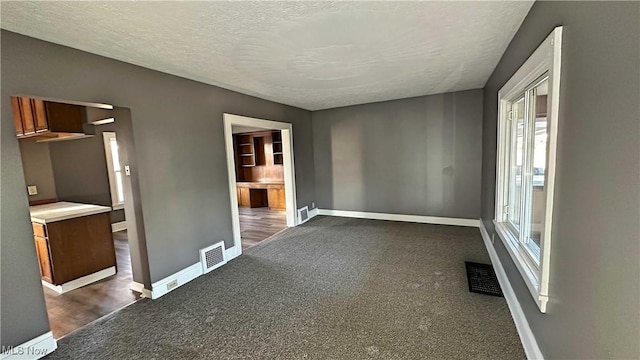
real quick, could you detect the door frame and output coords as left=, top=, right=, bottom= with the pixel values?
left=223, top=113, right=298, bottom=256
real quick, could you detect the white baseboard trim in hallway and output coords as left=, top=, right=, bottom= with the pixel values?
left=0, top=331, right=57, bottom=359
left=150, top=246, right=241, bottom=299
left=317, top=209, right=479, bottom=227
left=479, top=220, right=544, bottom=360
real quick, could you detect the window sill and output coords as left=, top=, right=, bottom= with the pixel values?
left=493, top=220, right=549, bottom=313
left=112, top=203, right=125, bottom=211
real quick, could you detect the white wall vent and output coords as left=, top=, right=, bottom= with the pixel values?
left=200, top=241, right=227, bottom=274
left=298, top=206, right=309, bottom=224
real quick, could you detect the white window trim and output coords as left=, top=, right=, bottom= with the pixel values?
left=103, top=132, right=125, bottom=210
left=494, top=26, right=563, bottom=313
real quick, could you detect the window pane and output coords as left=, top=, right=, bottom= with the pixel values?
left=508, top=98, right=525, bottom=229
left=110, top=138, right=121, bottom=171
left=524, top=78, right=549, bottom=263
left=115, top=171, right=125, bottom=203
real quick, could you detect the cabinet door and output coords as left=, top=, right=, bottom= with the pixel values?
left=19, top=97, right=36, bottom=134
left=238, top=187, right=250, bottom=207
left=268, top=187, right=286, bottom=210
left=34, top=236, right=53, bottom=283
left=45, top=102, right=84, bottom=133
left=32, top=99, right=49, bottom=132
left=10, top=97, right=23, bottom=135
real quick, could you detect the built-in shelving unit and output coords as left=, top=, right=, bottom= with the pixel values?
left=237, top=135, right=255, bottom=167
left=234, top=130, right=284, bottom=182
left=272, top=131, right=283, bottom=165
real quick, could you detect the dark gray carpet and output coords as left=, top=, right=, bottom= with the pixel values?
left=47, top=216, right=525, bottom=359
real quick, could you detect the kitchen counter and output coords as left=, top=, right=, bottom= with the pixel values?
left=29, top=201, right=112, bottom=224
left=29, top=201, right=116, bottom=292
left=236, top=181, right=284, bottom=186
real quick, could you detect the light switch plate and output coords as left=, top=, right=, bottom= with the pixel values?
left=27, top=185, right=38, bottom=196
left=124, top=165, right=131, bottom=176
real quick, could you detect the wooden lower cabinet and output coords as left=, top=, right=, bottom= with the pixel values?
left=32, top=212, right=116, bottom=285
left=34, top=235, right=53, bottom=283
left=267, top=187, right=286, bottom=210
left=237, top=182, right=285, bottom=210
left=238, top=187, right=250, bottom=207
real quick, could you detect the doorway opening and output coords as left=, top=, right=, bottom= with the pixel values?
left=223, top=114, right=297, bottom=255
left=12, top=96, right=148, bottom=339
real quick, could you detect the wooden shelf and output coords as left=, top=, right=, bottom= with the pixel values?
left=274, top=153, right=283, bottom=165
left=235, top=131, right=284, bottom=180
left=272, top=131, right=284, bottom=165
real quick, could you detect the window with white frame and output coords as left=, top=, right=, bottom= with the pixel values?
left=103, top=132, right=125, bottom=210
left=494, top=26, right=563, bottom=313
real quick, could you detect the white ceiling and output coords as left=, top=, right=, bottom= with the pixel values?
left=1, top=1, right=533, bottom=111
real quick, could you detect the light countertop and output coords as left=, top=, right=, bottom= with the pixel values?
left=29, top=201, right=112, bottom=224
left=236, top=181, right=284, bottom=186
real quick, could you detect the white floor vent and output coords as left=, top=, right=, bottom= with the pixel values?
left=200, top=242, right=227, bottom=274
left=298, top=206, right=310, bottom=224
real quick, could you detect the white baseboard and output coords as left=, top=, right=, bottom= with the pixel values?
left=0, top=331, right=57, bottom=359
left=308, top=207, right=318, bottom=220
left=129, top=281, right=152, bottom=298
left=111, top=221, right=127, bottom=232
left=317, top=209, right=479, bottom=227
left=151, top=262, right=202, bottom=299
left=479, top=220, right=544, bottom=360
left=41, top=266, right=116, bottom=294
left=150, top=245, right=239, bottom=300
left=225, top=245, right=242, bottom=261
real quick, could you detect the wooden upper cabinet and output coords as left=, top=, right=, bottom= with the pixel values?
left=19, top=97, right=36, bottom=134
left=32, top=99, right=49, bottom=131
left=45, top=102, right=84, bottom=133
left=10, top=97, right=23, bottom=135
left=10, top=96, right=84, bottom=139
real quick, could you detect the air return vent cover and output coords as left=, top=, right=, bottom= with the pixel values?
left=200, top=242, right=227, bottom=274
left=298, top=206, right=309, bottom=224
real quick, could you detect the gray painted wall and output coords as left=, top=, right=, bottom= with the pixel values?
left=1, top=30, right=315, bottom=347
left=312, top=90, right=483, bottom=219
left=49, top=122, right=126, bottom=223
left=16, top=123, right=126, bottom=223
left=480, top=2, right=639, bottom=358
left=18, top=141, right=58, bottom=201
left=112, top=107, right=152, bottom=289
left=1, top=119, right=52, bottom=352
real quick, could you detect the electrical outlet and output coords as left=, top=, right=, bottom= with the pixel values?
left=311, top=202, right=315, bottom=209
left=27, top=186, right=38, bottom=196
left=166, top=279, right=178, bottom=291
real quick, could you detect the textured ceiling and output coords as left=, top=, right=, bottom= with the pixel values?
left=1, top=1, right=533, bottom=110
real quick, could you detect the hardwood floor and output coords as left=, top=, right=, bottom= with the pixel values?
left=43, top=231, right=140, bottom=339
left=239, top=207, right=287, bottom=250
